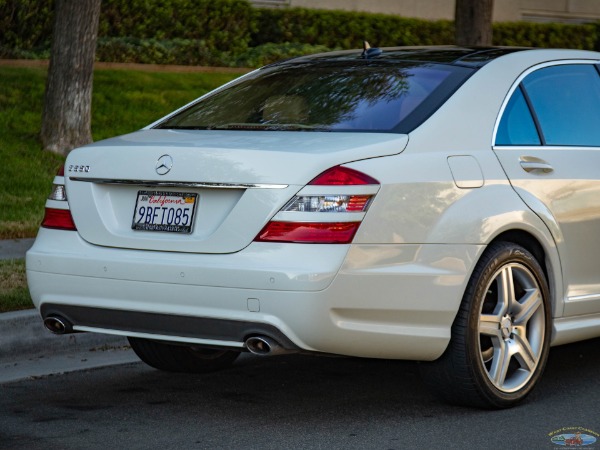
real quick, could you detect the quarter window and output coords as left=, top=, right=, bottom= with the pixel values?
left=496, top=86, right=540, bottom=146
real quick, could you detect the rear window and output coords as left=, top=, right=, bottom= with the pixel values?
left=156, top=61, right=474, bottom=133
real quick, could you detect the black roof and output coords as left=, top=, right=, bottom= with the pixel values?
left=276, top=46, right=529, bottom=69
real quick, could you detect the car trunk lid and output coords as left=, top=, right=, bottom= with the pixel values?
left=65, top=129, right=407, bottom=254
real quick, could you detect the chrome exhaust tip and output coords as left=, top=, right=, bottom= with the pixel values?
left=43, top=316, right=72, bottom=334
left=245, top=336, right=289, bottom=356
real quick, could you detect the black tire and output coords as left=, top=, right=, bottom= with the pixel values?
left=421, top=241, right=551, bottom=409
left=128, top=337, right=240, bottom=373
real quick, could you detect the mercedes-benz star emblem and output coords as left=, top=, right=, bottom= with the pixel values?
left=155, top=154, right=173, bottom=175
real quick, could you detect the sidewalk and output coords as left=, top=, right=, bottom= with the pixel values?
left=0, top=238, right=35, bottom=260
left=0, top=239, right=136, bottom=382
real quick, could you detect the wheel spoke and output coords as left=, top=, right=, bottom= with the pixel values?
left=511, top=333, right=537, bottom=372
left=489, top=339, right=511, bottom=386
left=513, top=288, right=542, bottom=325
left=479, top=314, right=502, bottom=338
left=497, top=266, right=515, bottom=316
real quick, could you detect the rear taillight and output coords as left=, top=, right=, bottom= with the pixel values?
left=41, top=208, right=77, bottom=230
left=42, top=165, right=77, bottom=231
left=256, top=222, right=361, bottom=244
left=255, top=165, right=379, bottom=244
left=309, top=166, right=379, bottom=186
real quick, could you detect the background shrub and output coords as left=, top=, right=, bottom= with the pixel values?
left=235, top=42, right=333, bottom=67
left=1, top=0, right=600, bottom=64
left=99, top=0, right=254, bottom=55
left=493, top=22, right=598, bottom=49
left=0, top=0, right=54, bottom=55
left=251, top=8, right=455, bottom=48
left=0, top=0, right=254, bottom=59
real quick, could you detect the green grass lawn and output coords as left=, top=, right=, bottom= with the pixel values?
left=0, top=65, right=242, bottom=312
left=0, top=66, right=241, bottom=239
left=0, top=259, right=30, bottom=312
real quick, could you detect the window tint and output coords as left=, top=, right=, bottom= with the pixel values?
left=496, top=86, right=540, bottom=146
left=522, top=64, right=600, bottom=146
left=156, top=62, right=473, bottom=133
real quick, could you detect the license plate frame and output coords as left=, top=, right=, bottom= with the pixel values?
left=132, top=190, right=198, bottom=233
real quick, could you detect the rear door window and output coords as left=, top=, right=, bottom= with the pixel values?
left=522, top=64, right=600, bottom=146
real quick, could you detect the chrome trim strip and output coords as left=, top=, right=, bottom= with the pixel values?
left=70, top=177, right=289, bottom=189
left=567, top=293, right=600, bottom=302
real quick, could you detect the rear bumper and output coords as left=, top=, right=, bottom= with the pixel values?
left=26, top=228, right=483, bottom=360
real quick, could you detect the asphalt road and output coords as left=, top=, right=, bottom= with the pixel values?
left=1, top=338, right=599, bottom=450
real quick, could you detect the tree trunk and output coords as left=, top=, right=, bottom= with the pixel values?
left=455, top=0, right=494, bottom=47
left=41, top=0, right=101, bottom=156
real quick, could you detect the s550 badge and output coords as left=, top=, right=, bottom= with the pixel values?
left=68, top=165, right=90, bottom=173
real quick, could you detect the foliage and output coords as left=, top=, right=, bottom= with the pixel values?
left=95, top=37, right=232, bottom=67
left=234, top=43, right=332, bottom=67
left=2, top=0, right=600, bottom=64
left=251, top=8, right=600, bottom=50
left=99, top=0, right=255, bottom=55
left=0, top=66, right=240, bottom=238
left=493, top=22, right=598, bottom=50
left=251, top=8, right=455, bottom=48
left=0, top=0, right=254, bottom=59
left=0, top=0, right=54, bottom=55
left=5, top=38, right=332, bottom=68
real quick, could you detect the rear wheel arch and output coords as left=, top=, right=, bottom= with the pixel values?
left=486, top=228, right=561, bottom=317
left=489, top=230, right=547, bottom=279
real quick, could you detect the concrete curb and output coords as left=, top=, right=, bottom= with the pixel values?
left=0, top=309, right=129, bottom=361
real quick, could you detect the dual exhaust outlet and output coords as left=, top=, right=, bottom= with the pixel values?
left=43, top=315, right=73, bottom=334
left=244, top=335, right=293, bottom=356
left=43, top=315, right=292, bottom=357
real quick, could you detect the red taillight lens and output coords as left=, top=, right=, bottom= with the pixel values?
left=57, top=165, right=65, bottom=176
left=309, top=166, right=379, bottom=185
left=41, top=208, right=77, bottom=231
left=256, top=221, right=360, bottom=244
left=255, top=165, right=378, bottom=244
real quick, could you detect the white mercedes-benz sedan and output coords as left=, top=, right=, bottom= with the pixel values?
left=27, top=46, right=600, bottom=408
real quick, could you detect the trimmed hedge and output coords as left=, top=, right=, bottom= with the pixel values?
left=0, top=0, right=54, bottom=52
left=0, top=0, right=254, bottom=58
left=251, top=8, right=455, bottom=48
left=95, top=37, right=233, bottom=67
left=1, top=0, right=599, bottom=65
left=253, top=7, right=599, bottom=50
left=99, top=0, right=254, bottom=54
left=94, top=38, right=331, bottom=67
left=493, top=22, right=598, bottom=50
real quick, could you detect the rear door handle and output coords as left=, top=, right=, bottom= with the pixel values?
left=519, top=161, right=554, bottom=174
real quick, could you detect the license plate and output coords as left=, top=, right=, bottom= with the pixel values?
left=132, top=190, right=197, bottom=233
